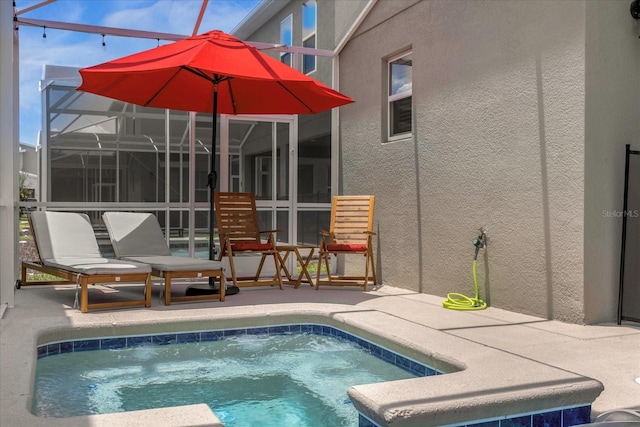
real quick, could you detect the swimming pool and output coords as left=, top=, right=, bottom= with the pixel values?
left=33, top=324, right=439, bottom=426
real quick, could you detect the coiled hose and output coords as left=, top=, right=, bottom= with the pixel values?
left=442, top=260, right=487, bottom=310
left=443, top=232, right=488, bottom=311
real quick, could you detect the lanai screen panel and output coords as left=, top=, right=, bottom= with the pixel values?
left=621, top=148, right=639, bottom=323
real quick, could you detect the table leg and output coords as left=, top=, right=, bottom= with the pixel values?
left=278, top=250, right=294, bottom=282
left=293, top=247, right=315, bottom=288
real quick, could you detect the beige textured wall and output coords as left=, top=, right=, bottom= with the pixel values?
left=339, top=0, right=589, bottom=322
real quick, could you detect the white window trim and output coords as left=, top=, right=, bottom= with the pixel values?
left=387, top=50, right=412, bottom=142
left=280, top=14, right=293, bottom=66
left=302, top=0, right=317, bottom=75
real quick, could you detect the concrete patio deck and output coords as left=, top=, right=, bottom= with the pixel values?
left=1, top=282, right=638, bottom=426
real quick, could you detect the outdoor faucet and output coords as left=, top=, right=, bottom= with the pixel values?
left=473, top=227, right=488, bottom=260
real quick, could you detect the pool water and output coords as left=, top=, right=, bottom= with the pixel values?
left=33, top=330, right=424, bottom=426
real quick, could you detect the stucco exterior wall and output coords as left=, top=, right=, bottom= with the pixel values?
left=339, top=0, right=590, bottom=322
left=584, top=1, right=640, bottom=324
left=241, top=0, right=336, bottom=86
left=332, top=0, right=370, bottom=47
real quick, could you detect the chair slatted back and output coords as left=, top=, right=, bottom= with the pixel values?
left=330, top=195, right=375, bottom=246
left=215, top=192, right=262, bottom=244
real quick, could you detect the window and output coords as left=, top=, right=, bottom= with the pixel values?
left=302, top=0, right=317, bottom=74
left=388, top=52, right=412, bottom=139
left=280, top=15, right=293, bottom=67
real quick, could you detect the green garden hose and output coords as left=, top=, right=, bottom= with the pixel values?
left=442, top=231, right=488, bottom=311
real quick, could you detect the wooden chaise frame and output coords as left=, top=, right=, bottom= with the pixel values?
left=19, top=212, right=151, bottom=313
left=102, top=211, right=226, bottom=306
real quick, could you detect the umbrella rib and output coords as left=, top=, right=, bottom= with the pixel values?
left=225, top=79, right=237, bottom=115
left=145, top=68, right=184, bottom=106
left=178, top=66, right=238, bottom=114
left=180, top=67, right=313, bottom=115
left=181, top=66, right=230, bottom=85
left=276, top=81, right=314, bottom=114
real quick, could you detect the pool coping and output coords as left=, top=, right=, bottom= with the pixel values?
left=2, top=300, right=603, bottom=427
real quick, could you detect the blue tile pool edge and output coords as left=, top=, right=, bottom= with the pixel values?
left=456, top=403, right=592, bottom=427
left=36, top=323, right=441, bottom=378
left=358, top=404, right=592, bottom=427
left=35, top=324, right=592, bottom=427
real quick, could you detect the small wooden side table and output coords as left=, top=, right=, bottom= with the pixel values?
left=276, top=245, right=315, bottom=288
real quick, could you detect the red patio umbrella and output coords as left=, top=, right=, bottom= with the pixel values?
left=77, top=30, right=353, bottom=292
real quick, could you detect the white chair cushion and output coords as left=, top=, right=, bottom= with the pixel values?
left=45, top=258, right=150, bottom=275
left=29, top=211, right=151, bottom=275
left=30, top=211, right=103, bottom=261
left=122, top=255, right=223, bottom=272
left=103, top=212, right=172, bottom=257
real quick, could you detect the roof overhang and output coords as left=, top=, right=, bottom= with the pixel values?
left=231, top=0, right=289, bottom=40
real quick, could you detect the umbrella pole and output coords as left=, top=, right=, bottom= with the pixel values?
left=187, top=86, right=221, bottom=296
left=189, top=86, right=231, bottom=296
left=188, top=81, right=238, bottom=296
left=208, top=85, right=218, bottom=286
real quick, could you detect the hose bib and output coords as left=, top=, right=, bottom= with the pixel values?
left=443, top=229, right=488, bottom=311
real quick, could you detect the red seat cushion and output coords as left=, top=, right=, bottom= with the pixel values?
left=231, top=242, right=273, bottom=252
left=327, top=243, right=367, bottom=252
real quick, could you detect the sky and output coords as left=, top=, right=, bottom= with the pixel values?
left=14, top=0, right=262, bottom=146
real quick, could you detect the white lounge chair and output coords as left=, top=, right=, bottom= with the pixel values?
left=20, top=211, right=152, bottom=313
left=102, top=212, right=226, bottom=305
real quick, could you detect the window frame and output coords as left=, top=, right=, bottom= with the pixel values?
left=302, top=0, right=317, bottom=75
left=280, top=14, right=293, bottom=67
left=387, top=50, right=413, bottom=142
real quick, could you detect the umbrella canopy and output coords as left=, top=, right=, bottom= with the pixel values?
left=77, top=30, right=353, bottom=115
left=77, top=30, right=353, bottom=280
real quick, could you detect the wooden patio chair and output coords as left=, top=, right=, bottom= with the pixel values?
left=214, top=192, right=283, bottom=289
left=315, top=195, right=376, bottom=291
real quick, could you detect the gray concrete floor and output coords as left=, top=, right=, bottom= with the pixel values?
left=1, top=282, right=639, bottom=426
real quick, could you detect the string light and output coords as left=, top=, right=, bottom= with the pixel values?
left=101, top=33, right=106, bottom=47
left=42, top=25, right=46, bottom=38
